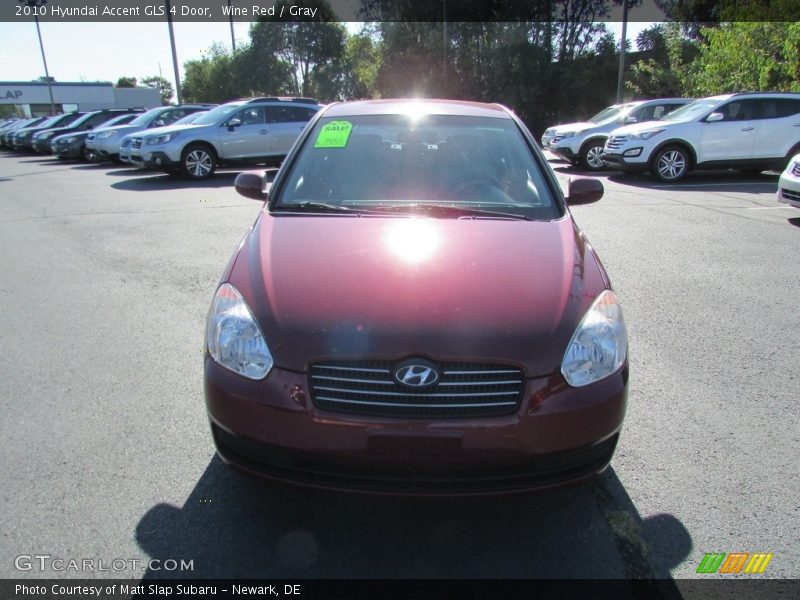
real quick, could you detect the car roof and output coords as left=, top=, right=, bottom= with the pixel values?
left=322, top=99, right=512, bottom=119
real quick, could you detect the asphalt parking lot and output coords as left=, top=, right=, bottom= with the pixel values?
left=0, top=153, right=797, bottom=587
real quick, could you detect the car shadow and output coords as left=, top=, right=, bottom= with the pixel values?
left=111, top=173, right=238, bottom=191
left=135, top=455, right=691, bottom=589
left=16, top=157, right=58, bottom=164
left=606, top=170, right=779, bottom=194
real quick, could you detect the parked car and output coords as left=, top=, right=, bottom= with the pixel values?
left=88, top=104, right=216, bottom=162
left=122, top=110, right=209, bottom=166
left=1, top=117, right=48, bottom=148
left=132, top=97, right=321, bottom=179
left=777, top=154, right=800, bottom=208
left=541, top=98, right=690, bottom=170
left=203, top=99, right=629, bottom=494
left=31, top=109, right=143, bottom=154
left=51, top=113, right=141, bottom=161
left=602, top=92, right=800, bottom=182
left=9, top=112, right=84, bottom=151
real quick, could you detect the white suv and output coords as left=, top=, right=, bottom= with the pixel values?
left=541, top=98, right=690, bottom=170
left=602, top=92, right=800, bottom=182
left=130, top=97, right=321, bottom=179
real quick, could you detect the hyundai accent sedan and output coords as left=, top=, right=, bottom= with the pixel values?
left=204, top=99, right=628, bottom=494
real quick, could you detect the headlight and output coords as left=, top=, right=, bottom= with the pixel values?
left=59, top=137, right=77, bottom=144
left=146, top=132, right=178, bottom=145
left=561, top=290, right=627, bottom=387
left=629, top=129, right=664, bottom=140
left=97, top=130, right=118, bottom=139
left=560, top=130, right=581, bottom=139
left=40, top=131, right=56, bottom=139
left=206, top=283, right=273, bottom=380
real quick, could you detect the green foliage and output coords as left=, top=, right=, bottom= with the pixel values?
left=115, top=77, right=137, bottom=88
left=140, top=76, right=174, bottom=105
left=626, top=23, right=698, bottom=98
left=688, top=23, right=800, bottom=95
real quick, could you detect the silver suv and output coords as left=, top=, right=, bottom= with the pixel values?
left=541, top=98, right=691, bottom=170
left=87, top=104, right=216, bottom=162
left=130, top=97, right=321, bottom=179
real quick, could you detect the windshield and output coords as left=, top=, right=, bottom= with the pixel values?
left=174, top=111, right=207, bottom=125
left=275, top=114, right=560, bottom=221
left=589, top=104, right=633, bottom=124
left=661, top=98, right=725, bottom=122
left=34, top=116, right=62, bottom=128
left=97, top=114, right=135, bottom=128
left=128, top=107, right=167, bottom=127
left=191, top=103, right=244, bottom=125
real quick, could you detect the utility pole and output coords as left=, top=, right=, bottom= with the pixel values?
left=616, top=0, right=629, bottom=104
left=20, top=0, right=57, bottom=114
left=228, top=0, right=237, bottom=52
left=164, top=0, right=183, bottom=104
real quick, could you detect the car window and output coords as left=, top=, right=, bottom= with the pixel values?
left=716, top=100, right=758, bottom=121
left=276, top=114, right=560, bottom=220
left=268, top=105, right=315, bottom=124
left=235, top=106, right=266, bottom=125
left=161, top=109, right=188, bottom=125
left=756, top=98, right=800, bottom=119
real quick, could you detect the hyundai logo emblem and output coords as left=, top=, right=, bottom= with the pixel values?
left=394, top=359, right=440, bottom=388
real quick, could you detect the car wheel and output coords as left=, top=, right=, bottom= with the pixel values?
left=82, top=146, right=95, bottom=162
left=580, top=140, right=606, bottom=171
left=651, top=145, right=689, bottom=182
left=182, top=144, right=216, bottom=179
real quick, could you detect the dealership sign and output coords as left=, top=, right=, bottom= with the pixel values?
left=3, top=90, right=23, bottom=100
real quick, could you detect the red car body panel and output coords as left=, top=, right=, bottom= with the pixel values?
left=231, top=213, right=606, bottom=378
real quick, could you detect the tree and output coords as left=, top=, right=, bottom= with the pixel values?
left=687, top=22, right=800, bottom=95
left=249, top=0, right=347, bottom=99
left=116, top=76, right=137, bottom=88
left=140, top=76, right=174, bottom=105
left=626, top=23, right=699, bottom=97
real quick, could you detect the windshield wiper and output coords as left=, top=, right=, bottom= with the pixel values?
left=367, top=203, right=533, bottom=220
left=274, top=202, right=363, bottom=214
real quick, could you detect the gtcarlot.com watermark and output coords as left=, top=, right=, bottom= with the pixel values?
left=15, top=554, right=194, bottom=573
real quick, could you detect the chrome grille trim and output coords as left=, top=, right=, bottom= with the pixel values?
left=781, top=188, right=800, bottom=201
left=605, top=135, right=627, bottom=150
left=791, top=163, right=800, bottom=177
left=309, top=360, right=525, bottom=418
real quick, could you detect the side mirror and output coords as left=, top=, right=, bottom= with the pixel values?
left=566, top=177, right=603, bottom=205
left=705, top=112, right=724, bottom=123
left=624, top=116, right=638, bottom=124
left=234, top=168, right=279, bottom=201
left=227, top=117, right=242, bottom=131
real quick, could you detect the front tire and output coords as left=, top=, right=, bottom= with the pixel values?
left=182, top=144, right=216, bottom=179
left=651, top=145, right=689, bottom=182
left=580, top=140, right=606, bottom=171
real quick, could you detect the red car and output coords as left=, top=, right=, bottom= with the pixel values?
left=204, top=99, right=628, bottom=494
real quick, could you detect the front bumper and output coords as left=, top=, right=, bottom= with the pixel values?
left=777, top=173, right=800, bottom=208
left=547, top=140, right=582, bottom=162
left=53, top=139, right=84, bottom=159
left=205, top=358, right=628, bottom=495
left=600, top=151, right=648, bottom=172
left=31, top=139, right=54, bottom=154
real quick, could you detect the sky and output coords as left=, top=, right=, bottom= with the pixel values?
left=0, top=19, right=653, bottom=99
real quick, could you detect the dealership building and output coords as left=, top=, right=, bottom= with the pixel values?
left=0, top=81, right=161, bottom=117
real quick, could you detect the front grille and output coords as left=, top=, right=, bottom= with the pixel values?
left=120, top=138, right=131, bottom=148
left=792, top=162, right=800, bottom=177
left=309, top=360, right=525, bottom=418
left=130, top=137, right=142, bottom=150
left=781, top=188, right=800, bottom=202
left=605, top=135, right=627, bottom=151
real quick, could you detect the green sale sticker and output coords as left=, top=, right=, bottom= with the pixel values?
left=315, top=121, right=353, bottom=148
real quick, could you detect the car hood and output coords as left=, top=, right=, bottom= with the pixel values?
left=609, top=120, right=673, bottom=137
left=54, top=131, right=88, bottom=141
left=140, top=123, right=203, bottom=138
left=228, top=214, right=609, bottom=377
left=547, top=122, right=598, bottom=134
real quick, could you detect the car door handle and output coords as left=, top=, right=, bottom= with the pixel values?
left=741, top=127, right=754, bottom=131
left=259, top=130, right=268, bottom=135
left=794, top=123, right=800, bottom=127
